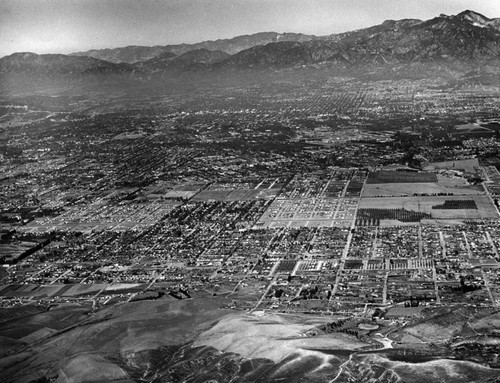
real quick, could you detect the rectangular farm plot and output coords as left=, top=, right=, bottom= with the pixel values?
left=274, top=260, right=297, bottom=274
left=358, top=195, right=498, bottom=221
left=362, top=175, right=484, bottom=198
left=366, top=170, right=437, bottom=184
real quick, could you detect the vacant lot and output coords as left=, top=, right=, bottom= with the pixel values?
left=193, top=188, right=280, bottom=201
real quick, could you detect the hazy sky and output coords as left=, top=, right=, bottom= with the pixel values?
left=1, top=0, right=499, bottom=57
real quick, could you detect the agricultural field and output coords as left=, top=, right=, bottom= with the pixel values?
left=366, top=170, right=438, bottom=184
left=356, top=208, right=431, bottom=226
left=362, top=175, right=485, bottom=197
left=359, top=195, right=498, bottom=221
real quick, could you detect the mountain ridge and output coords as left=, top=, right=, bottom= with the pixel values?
left=66, top=10, right=500, bottom=66
left=70, top=32, right=321, bottom=64
left=1, top=10, right=500, bottom=90
left=140, top=49, right=230, bottom=72
left=214, top=11, right=500, bottom=72
left=0, top=52, right=135, bottom=75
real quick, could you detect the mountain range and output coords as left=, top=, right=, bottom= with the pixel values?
left=70, top=32, right=322, bottom=63
left=1, top=10, right=500, bottom=90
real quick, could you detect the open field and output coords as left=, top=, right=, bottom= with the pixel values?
left=58, top=354, right=130, bottom=383
left=0, top=283, right=144, bottom=299
left=195, top=311, right=367, bottom=362
left=426, top=158, right=480, bottom=173
left=225, top=188, right=281, bottom=201
left=0, top=242, right=38, bottom=259
left=359, top=354, right=500, bottom=383
left=362, top=176, right=484, bottom=197
left=192, top=188, right=280, bottom=201
left=2, top=296, right=500, bottom=382
left=0, top=284, right=72, bottom=298
left=191, top=190, right=232, bottom=200
left=163, top=184, right=206, bottom=199
left=0, top=295, right=235, bottom=383
left=0, top=304, right=92, bottom=340
left=0, top=305, right=47, bottom=324
left=359, top=195, right=498, bottom=220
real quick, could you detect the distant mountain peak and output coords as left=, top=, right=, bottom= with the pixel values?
left=456, top=9, right=491, bottom=27
left=458, top=9, right=490, bottom=20
left=456, top=9, right=500, bottom=32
